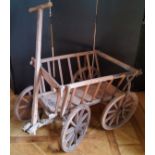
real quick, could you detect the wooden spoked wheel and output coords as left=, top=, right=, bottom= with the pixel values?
left=101, top=92, right=138, bottom=130
left=61, top=104, right=91, bottom=152
left=73, top=67, right=100, bottom=82
left=14, top=85, right=33, bottom=121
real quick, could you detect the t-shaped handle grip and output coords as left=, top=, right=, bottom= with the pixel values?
left=28, top=2, right=53, bottom=13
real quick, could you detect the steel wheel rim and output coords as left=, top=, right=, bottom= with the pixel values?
left=61, top=104, right=91, bottom=152
left=101, top=92, right=138, bottom=130
left=14, top=86, right=33, bottom=121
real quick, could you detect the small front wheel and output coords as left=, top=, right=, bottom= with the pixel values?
left=61, top=104, right=91, bottom=152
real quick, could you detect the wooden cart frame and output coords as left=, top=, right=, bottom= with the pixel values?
left=14, top=2, right=142, bottom=152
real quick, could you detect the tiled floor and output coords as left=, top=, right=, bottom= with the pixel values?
left=10, top=91, right=144, bottom=155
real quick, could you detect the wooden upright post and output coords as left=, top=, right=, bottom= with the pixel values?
left=31, top=9, right=43, bottom=125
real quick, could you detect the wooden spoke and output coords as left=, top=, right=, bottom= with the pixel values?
left=80, top=113, right=88, bottom=123
left=22, top=97, right=31, bottom=104
left=70, top=120, right=76, bottom=127
left=101, top=92, right=138, bottom=130
left=108, top=109, right=116, bottom=114
left=61, top=104, right=90, bottom=152
left=66, top=127, right=74, bottom=135
left=105, top=113, right=115, bottom=123
left=108, top=116, right=116, bottom=126
left=18, top=104, right=30, bottom=110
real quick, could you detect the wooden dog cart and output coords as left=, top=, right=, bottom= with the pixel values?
left=14, top=1, right=142, bottom=152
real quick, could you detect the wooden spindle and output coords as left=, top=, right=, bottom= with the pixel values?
left=92, top=82, right=102, bottom=99
left=47, top=61, right=52, bottom=77
left=80, top=85, right=89, bottom=103
left=117, top=76, right=125, bottom=88
left=41, top=76, right=46, bottom=92
left=106, top=80, right=113, bottom=89
left=77, top=56, right=83, bottom=80
left=95, top=52, right=100, bottom=72
left=86, top=54, right=92, bottom=78
left=67, top=58, right=74, bottom=83
left=58, top=59, right=64, bottom=85
left=69, top=88, right=76, bottom=106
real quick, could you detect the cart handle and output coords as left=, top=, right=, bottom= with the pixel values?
left=28, top=2, right=53, bottom=13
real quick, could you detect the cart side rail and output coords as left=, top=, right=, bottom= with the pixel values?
left=96, top=50, right=142, bottom=74
left=40, top=50, right=100, bottom=85
left=61, top=71, right=136, bottom=117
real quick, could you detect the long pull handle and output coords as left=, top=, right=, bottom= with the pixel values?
left=31, top=9, right=44, bottom=126
left=29, top=2, right=53, bottom=13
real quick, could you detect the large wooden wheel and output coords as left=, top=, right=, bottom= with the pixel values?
left=61, top=104, right=91, bottom=152
left=73, top=66, right=100, bottom=82
left=101, top=92, right=138, bottom=130
left=14, top=86, right=33, bottom=121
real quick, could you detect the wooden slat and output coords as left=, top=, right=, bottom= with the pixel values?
left=67, top=58, right=74, bottom=83
left=92, top=82, right=102, bottom=99
left=77, top=56, right=83, bottom=80
left=117, top=76, right=125, bottom=88
left=80, top=85, right=90, bottom=104
left=86, top=54, right=92, bottom=78
left=58, top=59, right=64, bottom=85
left=40, top=67, right=60, bottom=88
left=31, top=9, right=43, bottom=125
left=41, top=76, right=46, bottom=92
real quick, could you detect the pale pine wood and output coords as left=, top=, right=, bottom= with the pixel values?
left=77, top=56, right=83, bottom=80
left=67, top=58, right=74, bottom=83
left=58, top=59, right=64, bottom=85
left=31, top=9, right=43, bottom=125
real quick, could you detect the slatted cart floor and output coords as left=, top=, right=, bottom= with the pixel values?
left=10, top=90, right=144, bottom=155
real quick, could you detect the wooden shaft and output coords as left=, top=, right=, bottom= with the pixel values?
left=29, top=2, right=53, bottom=13
left=92, top=0, right=99, bottom=51
left=50, top=23, right=56, bottom=77
left=31, top=9, right=43, bottom=125
left=47, top=61, right=53, bottom=91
